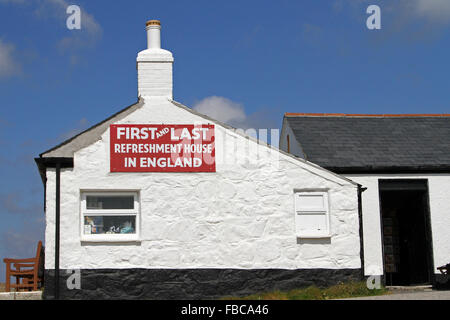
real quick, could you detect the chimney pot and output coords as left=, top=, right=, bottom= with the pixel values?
left=146, top=19, right=161, bottom=49
left=146, top=20, right=161, bottom=26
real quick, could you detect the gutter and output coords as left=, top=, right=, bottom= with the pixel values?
left=326, top=165, right=450, bottom=174
left=34, top=157, right=74, bottom=300
left=357, top=184, right=367, bottom=279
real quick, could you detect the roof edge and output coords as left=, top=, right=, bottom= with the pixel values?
left=284, top=113, right=450, bottom=118
left=34, top=157, right=74, bottom=185
left=40, top=98, right=144, bottom=157
left=170, top=99, right=358, bottom=186
left=327, top=165, right=450, bottom=174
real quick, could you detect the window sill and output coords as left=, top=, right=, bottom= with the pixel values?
left=81, top=234, right=140, bottom=243
left=297, top=233, right=331, bottom=239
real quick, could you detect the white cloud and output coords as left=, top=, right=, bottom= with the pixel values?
left=413, top=0, right=450, bottom=21
left=38, top=0, right=102, bottom=52
left=1, top=0, right=102, bottom=54
left=193, top=96, right=247, bottom=126
left=0, top=39, right=21, bottom=78
left=0, top=0, right=27, bottom=3
left=337, top=0, right=450, bottom=24
left=192, top=96, right=281, bottom=131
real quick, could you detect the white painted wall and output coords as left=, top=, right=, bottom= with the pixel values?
left=346, top=174, right=450, bottom=276
left=137, top=61, right=173, bottom=99
left=279, top=118, right=304, bottom=159
left=44, top=97, right=361, bottom=271
left=137, top=48, right=174, bottom=99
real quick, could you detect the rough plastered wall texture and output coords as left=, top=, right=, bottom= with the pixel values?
left=137, top=62, right=172, bottom=99
left=44, top=97, right=360, bottom=270
left=346, top=174, right=450, bottom=276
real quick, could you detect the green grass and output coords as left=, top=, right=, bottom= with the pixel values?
left=222, top=281, right=389, bottom=300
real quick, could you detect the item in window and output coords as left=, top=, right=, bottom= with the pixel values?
left=84, top=216, right=95, bottom=234
left=85, top=216, right=94, bottom=225
left=120, top=221, right=134, bottom=234
left=92, top=216, right=103, bottom=225
left=109, top=226, right=120, bottom=233
left=84, top=224, right=92, bottom=234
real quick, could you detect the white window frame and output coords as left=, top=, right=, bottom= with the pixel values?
left=294, top=190, right=331, bottom=238
left=80, top=191, right=140, bottom=242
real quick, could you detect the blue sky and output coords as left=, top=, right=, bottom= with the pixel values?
left=0, top=0, right=449, bottom=281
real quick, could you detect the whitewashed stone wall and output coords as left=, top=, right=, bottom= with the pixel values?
left=137, top=47, right=174, bottom=99
left=346, top=174, right=450, bottom=276
left=137, top=62, right=173, bottom=99
left=44, top=97, right=361, bottom=270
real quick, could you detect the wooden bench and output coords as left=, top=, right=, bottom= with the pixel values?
left=3, top=241, right=45, bottom=292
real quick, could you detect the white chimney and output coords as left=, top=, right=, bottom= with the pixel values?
left=137, top=20, right=174, bottom=99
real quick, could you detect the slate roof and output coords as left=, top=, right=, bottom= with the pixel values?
left=285, top=113, right=450, bottom=173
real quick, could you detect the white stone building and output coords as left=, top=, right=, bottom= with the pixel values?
left=280, top=113, right=450, bottom=288
left=35, top=21, right=363, bottom=299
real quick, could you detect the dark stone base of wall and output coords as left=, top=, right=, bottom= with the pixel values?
left=435, top=274, right=450, bottom=290
left=43, top=268, right=362, bottom=300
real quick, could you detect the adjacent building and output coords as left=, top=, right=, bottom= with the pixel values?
left=280, top=113, right=450, bottom=287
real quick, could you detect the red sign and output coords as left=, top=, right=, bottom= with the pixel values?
left=110, top=124, right=215, bottom=172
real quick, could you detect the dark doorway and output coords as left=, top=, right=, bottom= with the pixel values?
left=379, top=180, right=434, bottom=286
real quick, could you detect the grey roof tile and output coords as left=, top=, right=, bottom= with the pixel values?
left=285, top=115, right=450, bottom=170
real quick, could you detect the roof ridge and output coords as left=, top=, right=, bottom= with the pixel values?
left=285, top=113, right=450, bottom=118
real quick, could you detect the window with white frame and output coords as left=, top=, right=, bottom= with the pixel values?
left=294, top=191, right=330, bottom=238
left=81, top=192, right=139, bottom=241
